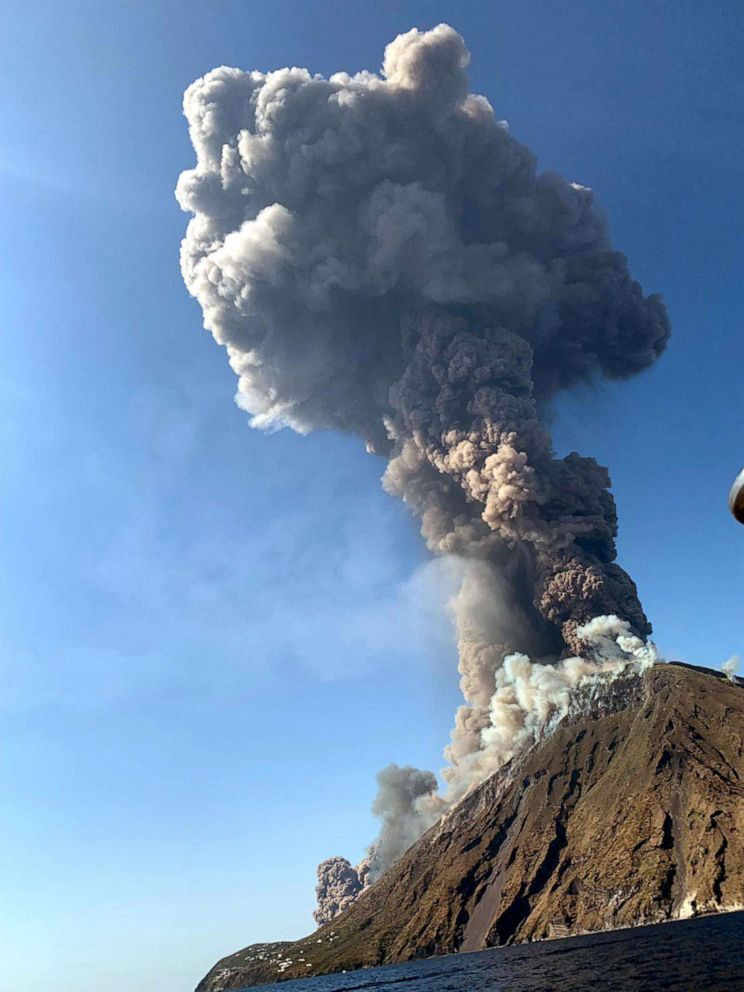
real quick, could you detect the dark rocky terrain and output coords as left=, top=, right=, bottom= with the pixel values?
left=196, top=663, right=744, bottom=991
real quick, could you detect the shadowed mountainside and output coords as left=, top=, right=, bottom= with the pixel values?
left=196, top=663, right=744, bottom=990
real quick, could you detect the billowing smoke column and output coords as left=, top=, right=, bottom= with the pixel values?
left=369, top=764, right=444, bottom=880
left=177, top=24, right=669, bottom=901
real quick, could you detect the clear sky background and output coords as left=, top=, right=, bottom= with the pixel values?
left=1, top=3, right=742, bottom=990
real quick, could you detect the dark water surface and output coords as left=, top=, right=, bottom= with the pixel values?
left=244, top=912, right=744, bottom=992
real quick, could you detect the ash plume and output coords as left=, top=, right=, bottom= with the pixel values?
left=366, top=764, right=446, bottom=882
left=314, top=857, right=363, bottom=926
left=177, top=24, right=670, bottom=911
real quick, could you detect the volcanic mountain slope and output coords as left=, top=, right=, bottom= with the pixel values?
left=196, top=663, right=744, bottom=991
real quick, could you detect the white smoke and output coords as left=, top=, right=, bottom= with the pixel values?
left=449, top=612, right=658, bottom=800
left=722, top=654, right=740, bottom=682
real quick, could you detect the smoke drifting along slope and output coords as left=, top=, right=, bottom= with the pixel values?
left=177, top=25, right=669, bottom=890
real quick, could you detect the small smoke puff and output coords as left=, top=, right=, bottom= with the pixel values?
left=313, top=857, right=363, bottom=926
left=722, top=655, right=740, bottom=682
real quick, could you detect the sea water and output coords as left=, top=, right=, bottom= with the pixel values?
left=241, top=911, right=744, bottom=992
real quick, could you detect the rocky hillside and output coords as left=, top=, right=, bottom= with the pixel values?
left=196, top=663, right=744, bottom=990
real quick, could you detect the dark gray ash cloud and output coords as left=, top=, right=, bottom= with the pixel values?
left=177, top=23, right=669, bottom=907
left=314, top=857, right=363, bottom=926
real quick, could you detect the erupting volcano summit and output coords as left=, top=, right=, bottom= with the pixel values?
left=177, top=23, right=670, bottom=889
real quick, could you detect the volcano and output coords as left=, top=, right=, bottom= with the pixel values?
left=196, top=662, right=744, bottom=991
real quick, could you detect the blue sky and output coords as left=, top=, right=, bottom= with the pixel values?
left=1, top=3, right=742, bottom=990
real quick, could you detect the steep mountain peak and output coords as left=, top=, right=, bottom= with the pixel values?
left=197, top=663, right=744, bottom=991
